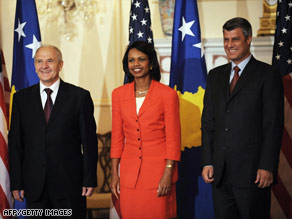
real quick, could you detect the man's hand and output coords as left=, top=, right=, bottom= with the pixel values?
left=82, top=187, right=95, bottom=196
left=12, top=190, right=24, bottom=201
left=202, top=166, right=214, bottom=183
left=255, top=169, right=273, bottom=188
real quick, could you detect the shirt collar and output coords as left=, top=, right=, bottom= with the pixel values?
left=231, top=54, right=252, bottom=75
left=40, top=78, right=60, bottom=94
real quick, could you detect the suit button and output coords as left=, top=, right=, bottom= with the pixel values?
left=226, top=109, right=230, bottom=114
left=139, top=147, right=141, bottom=150
left=139, top=156, right=142, bottom=159
left=138, top=138, right=140, bottom=141
left=137, top=129, right=139, bottom=131
left=136, top=120, right=138, bottom=122
left=225, top=128, right=230, bottom=132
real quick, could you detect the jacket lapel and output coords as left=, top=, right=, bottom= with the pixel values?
left=137, top=80, right=156, bottom=117
left=48, top=80, right=69, bottom=124
left=123, top=80, right=157, bottom=118
left=31, top=83, right=47, bottom=126
left=123, top=82, right=138, bottom=119
left=222, top=64, right=232, bottom=102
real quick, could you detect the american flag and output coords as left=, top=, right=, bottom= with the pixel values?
left=0, top=50, right=13, bottom=219
left=110, top=1, right=154, bottom=218
left=272, top=0, right=292, bottom=218
left=124, top=0, right=154, bottom=84
left=128, top=0, right=153, bottom=45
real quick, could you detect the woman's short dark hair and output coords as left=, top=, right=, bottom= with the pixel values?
left=122, top=41, right=161, bottom=82
left=223, top=17, right=252, bottom=39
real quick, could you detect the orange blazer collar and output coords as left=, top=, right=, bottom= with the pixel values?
left=123, top=80, right=159, bottom=117
left=137, top=80, right=158, bottom=117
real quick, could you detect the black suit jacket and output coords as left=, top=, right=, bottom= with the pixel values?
left=201, top=56, right=284, bottom=187
left=9, top=80, right=98, bottom=201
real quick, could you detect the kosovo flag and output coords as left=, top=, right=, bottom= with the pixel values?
left=10, top=0, right=41, bottom=218
left=169, top=0, right=214, bottom=218
left=11, top=0, right=41, bottom=93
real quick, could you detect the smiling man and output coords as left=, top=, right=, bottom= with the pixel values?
left=9, top=45, right=98, bottom=218
left=201, top=18, right=284, bottom=219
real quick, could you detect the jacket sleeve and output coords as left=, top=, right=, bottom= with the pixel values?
left=259, top=67, right=284, bottom=173
left=201, top=70, right=215, bottom=167
left=110, top=89, right=125, bottom=158
left=164, top=89, right=181, bottom=161
left=79, top=91, right=98, bottom=187
left=8, top=93, right=24, bottom=191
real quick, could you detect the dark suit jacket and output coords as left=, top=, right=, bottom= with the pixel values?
left=9, top=80, right=98, bottom=201
left=201, top=56, right=284, bottom=188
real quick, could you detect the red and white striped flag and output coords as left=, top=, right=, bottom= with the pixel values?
left=0, top=50, right=13, bottom=218
left=272, top=1, right=292, bottom=218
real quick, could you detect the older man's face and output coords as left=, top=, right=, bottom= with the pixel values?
left=34, top=47, right=63, bottom=86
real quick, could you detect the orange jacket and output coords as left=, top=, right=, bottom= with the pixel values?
left=111, top=80, right=181, bottom=189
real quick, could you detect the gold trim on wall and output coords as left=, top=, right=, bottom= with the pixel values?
left=257, top=0, right=277, bottom=36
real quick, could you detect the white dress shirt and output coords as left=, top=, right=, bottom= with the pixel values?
left=39, top=78, right=60, bottom=109
left=229, top=54, right=252, bottom=83
left=136, top=97, right=145, bottom=115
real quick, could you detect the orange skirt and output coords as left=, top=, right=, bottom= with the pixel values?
left=120, top=183, right=177, bottom=219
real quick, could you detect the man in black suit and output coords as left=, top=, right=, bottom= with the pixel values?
left=201, top=17, right=284, bottom=219
left=9, top=45, right=98, bottom=218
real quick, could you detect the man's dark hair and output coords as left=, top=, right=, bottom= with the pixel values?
left=122, top=41, right=161, bottom=83
left=223, top=17, right=252, bottom=39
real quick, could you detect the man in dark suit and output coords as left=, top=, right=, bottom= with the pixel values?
left=9, top=45, right=98, bottom=218
left=201, top=17, right=284, bottom=219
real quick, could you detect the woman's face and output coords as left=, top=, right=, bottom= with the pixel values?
left=128, top=48, right=150, bottom=79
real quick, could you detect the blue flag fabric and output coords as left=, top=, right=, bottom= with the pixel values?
left=11, top=0, right=41, bottom=217
left=170, top=0, right=206, bottom=93
left=169, top=0, right=214, bottom=218
left=12, top=0, right=41, bottom=92
left=124, top=0, right=154, bottom=84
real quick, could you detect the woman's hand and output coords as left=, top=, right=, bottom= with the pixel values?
left=157, top=171, right=172, bottom=197
left=157, top=160, right=174, bottom=197
left=111, top=173, right=120, bottom=199
left=111, top=158, right=121, bottom=199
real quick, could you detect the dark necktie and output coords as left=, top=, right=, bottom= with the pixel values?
left=230, top=66, right=240, bottom=93
left=44, top=88, right=53, bottom=122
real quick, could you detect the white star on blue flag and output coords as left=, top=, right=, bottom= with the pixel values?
left=12, top=0, right=42, bottom=92
left=128, top=0, right=153, bottom=46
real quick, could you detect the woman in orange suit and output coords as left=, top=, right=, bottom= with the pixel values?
left=110, top=41, right=181, bottom=219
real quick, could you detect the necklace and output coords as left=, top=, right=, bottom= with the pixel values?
left=136, top=89, right=149, bottom=95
